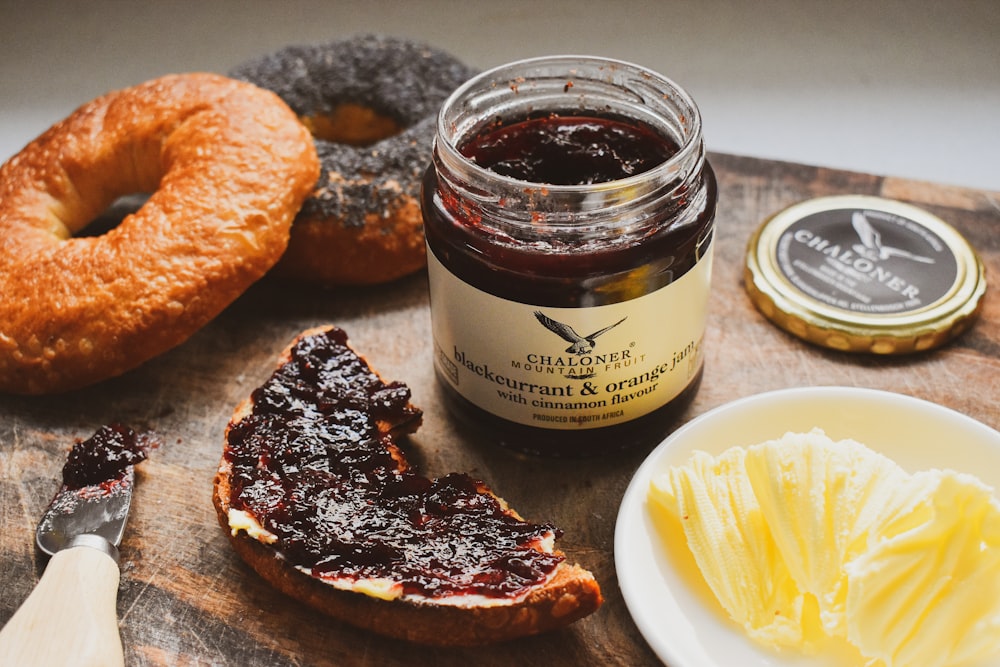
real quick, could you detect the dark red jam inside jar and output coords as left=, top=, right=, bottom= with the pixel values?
left=422, top=56, right=717, bottom=457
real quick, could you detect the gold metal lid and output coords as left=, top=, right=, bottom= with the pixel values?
left=745, top=195, right=986, bottom=354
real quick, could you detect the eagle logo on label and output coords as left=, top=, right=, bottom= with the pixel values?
left=533, top=311, right=627, bottom=355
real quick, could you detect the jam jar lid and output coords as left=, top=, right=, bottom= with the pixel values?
left=744, top=194, right=986, bottom=354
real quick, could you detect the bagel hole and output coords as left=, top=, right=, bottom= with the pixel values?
left=301, top=103, right=403, bottom=147
left=76, top=192, right=150, bottom=237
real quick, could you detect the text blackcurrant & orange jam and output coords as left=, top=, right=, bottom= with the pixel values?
left=422, top=56, right=717, bottom=456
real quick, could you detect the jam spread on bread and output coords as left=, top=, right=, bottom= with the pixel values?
left=224, top=327, right=565, bottom=599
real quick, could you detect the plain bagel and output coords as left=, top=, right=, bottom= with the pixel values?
left=0, top=73, right=319, bottom=394
left=230, top=35, right=476, bottom=286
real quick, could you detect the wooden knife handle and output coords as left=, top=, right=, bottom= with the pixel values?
left=0, top=540, right=124, bottom=667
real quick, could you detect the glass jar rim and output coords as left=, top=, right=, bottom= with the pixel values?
left=435, top=54, right=705, bottom=196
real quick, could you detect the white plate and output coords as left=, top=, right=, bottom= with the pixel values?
left=614, top=386, right=1000, bottom=667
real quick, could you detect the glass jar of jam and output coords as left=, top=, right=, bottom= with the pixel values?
left=422, top=56, right=717, bottom=456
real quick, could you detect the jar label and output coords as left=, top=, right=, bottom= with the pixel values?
left=427, top=243, right=714, bottom=430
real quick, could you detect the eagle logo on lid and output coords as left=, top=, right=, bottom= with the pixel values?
left=851, top=212, right=934, bottom=264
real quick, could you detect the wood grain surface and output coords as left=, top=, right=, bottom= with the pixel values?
left=1, top=153, right=997, bottom=666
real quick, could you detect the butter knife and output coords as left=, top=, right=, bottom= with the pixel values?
left=0, top=424, right=146, bottom=667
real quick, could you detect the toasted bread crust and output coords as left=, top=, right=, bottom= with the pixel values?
left=213, top=326, right=602, bottom=645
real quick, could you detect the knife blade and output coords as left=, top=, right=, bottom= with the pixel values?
left=0, top=424, right=147, bottom=667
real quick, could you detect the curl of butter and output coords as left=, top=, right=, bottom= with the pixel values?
left=649, top=429, right=1000, bottom=667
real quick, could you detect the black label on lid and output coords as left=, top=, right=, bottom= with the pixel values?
left=775, top=207, right=959, bottom=315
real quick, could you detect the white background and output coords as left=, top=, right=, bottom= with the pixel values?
left=2, top=0, right=998, bottom=192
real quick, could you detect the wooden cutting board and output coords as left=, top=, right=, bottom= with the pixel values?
left=1, top=152, right=997, bottom=666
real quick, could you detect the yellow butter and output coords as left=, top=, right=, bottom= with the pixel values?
left=649, top=447, right=812, bottom=648
left=227, top=508, right=278, bottom=544
left=743, top=430, right=909, bottom=637
left=845, top=470, right=1000, bottom=667
left=351, top=578, right=402, bottom=601
left=649, top=430, right=1000, bottom=667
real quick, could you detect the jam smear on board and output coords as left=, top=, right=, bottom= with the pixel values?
left=225, top=327, right=565, bottom=599
left=62, top=423, right=148, bottom=489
